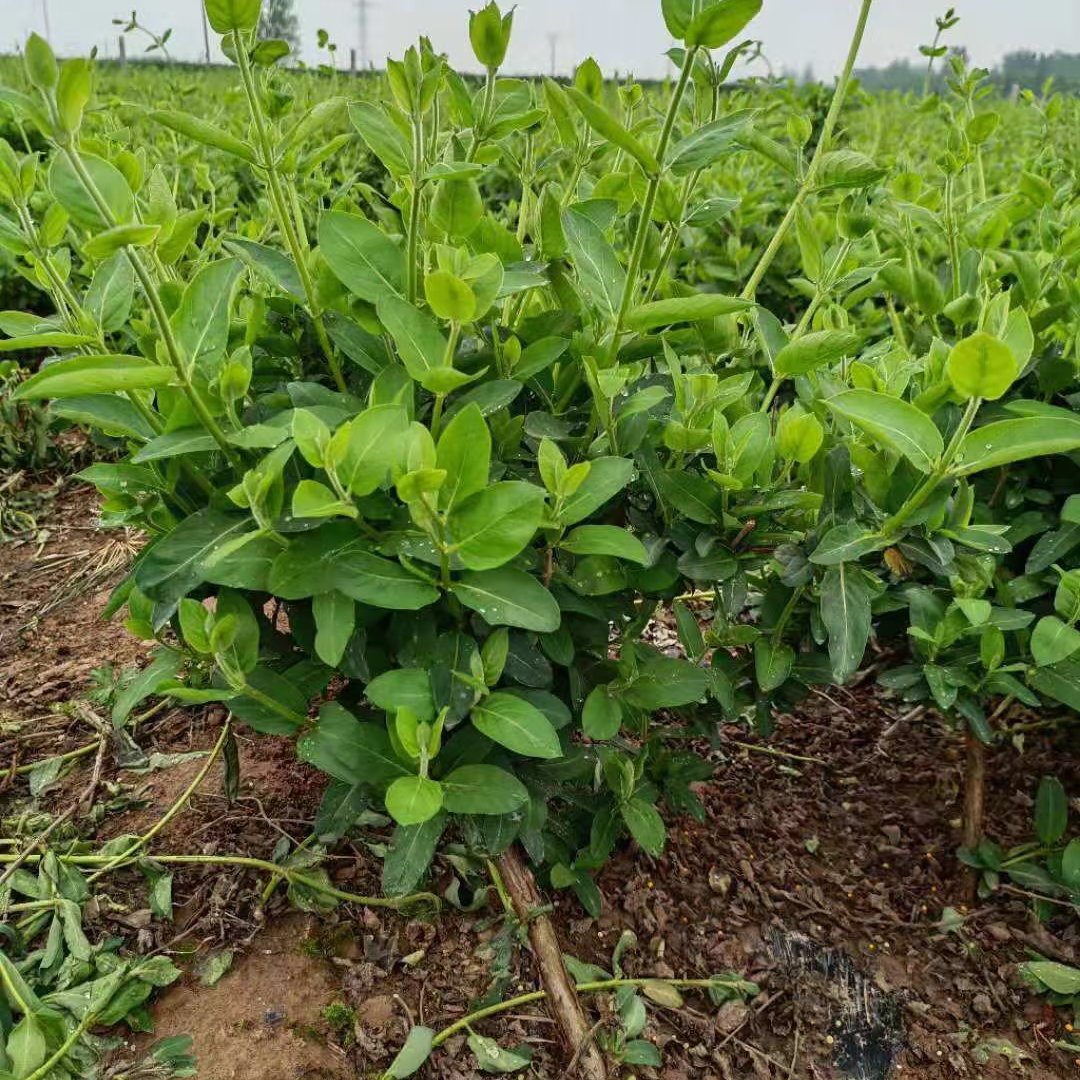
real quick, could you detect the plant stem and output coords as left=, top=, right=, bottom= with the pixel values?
left=0, top=851, right=438, bottom=913
left=430, top=975, right=751, bottom=1050
left=12, top=739, right=98, bottom=776
left=606, top=45, right=699, bottom=366
left=234, top=40, right=345, bottom=392
left=86, top=718, right=232, bottom=882
left=406, top=110, right=425, bottom=303
left=881, top=395, right=979, bottom=536
left=740, top=0, right=874, bottom=301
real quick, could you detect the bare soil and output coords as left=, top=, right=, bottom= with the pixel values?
left=2, top=480, right=1078, bottom=1079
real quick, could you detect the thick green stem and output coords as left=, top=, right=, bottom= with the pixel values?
left=740, top=0, right=874, bottom=301
left=881, top=396, right=980, bottom=536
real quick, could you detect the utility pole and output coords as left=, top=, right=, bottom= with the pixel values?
left=201, top=1, right=211, bottom=63
left=356, top=0, right=375, bottom=70
left=41, top=0, right=52, bottom=42
left=547, top=32, right=557, bottom=76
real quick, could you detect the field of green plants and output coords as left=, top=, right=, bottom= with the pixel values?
left=1, top=0, right=1080, bottom=1076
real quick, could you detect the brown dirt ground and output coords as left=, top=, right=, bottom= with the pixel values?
left=2, top=480, right=1078, bottom=1080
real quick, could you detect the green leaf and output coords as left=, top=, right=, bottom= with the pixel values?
left=112, top=650, right=183, bottom=726
left=453, top=568, right=561, bottom=632
left=367, top=669, right=435, bottom=723
left=449, top=481, right=546, bottom=570
left=1021, top=960, right=1080, bottom=996
left=656, top=470, right=724, bottom=524
left=662, top=0, right=692, bottom=36
left=332, top=404, right=409, bottom=496
left=825, top=389, right=943, bottom=474
left=171, top=259, right=244, bottom=378
left=1031, top=616, right=1080, bottom=668
left=312, top=591, right=355, bottom=667
left=622, top=654, right=709, bottom=709
left=436, top=403, right=490, bottom=511
left=297, top=703, right=409, bottom=787
left=667, top=111, right=755, bottom=175
left=440, top=764, right=529, bottom=815
left=468, top=1032, right=532, bottom=1073
left=560, top=457, right=635, bottom=525
left=564, top=86, right=659, bottom=174
left=151, top=109, right=259, bottom=164
left=563, top=206, right=625, bottom=320
left=52, top=394, right=154, bottom=439
left=131, top=427, right=216, bottom=463
left=425, top=269, right=476, bottom=322
left=624, top=291, right=752, bottom=331
left=292, top=479, right=356, bottom=520
left=560, top=525, right=648, bottom=564
left=225, top=237, right=305, bottom=300
left=385, top=776, right=444, bottom=825
left=135, top=509, right=250, bottom=606
left=270, top=524, right=439, bottom=609
left=954, top=418, right=1080, bottom=476
left=1062, top=839, right=1080, bottom=888
left=85, top=252, right=135, bottom=332
left=582, top=685, right=622, bottom=740
left=376, top=294, right=452, bottom=384
left=14, top=354, right=173, bottom=400
left=1035, top=776, right=1067, bottom=845
left=819, top=565, right=872, bottom=683
left=946, top=331, right=1017, bottom=401
left=810, top=523, right=885, bottom=566
left=49, top=152, right=133, bottom=228
left=773, top=329, right=860, bottom=377
left=471, top=692, right=561, bottom=759
left=384, top=1025, right=436, bottom=1078
left=83, top=223, right=160, bottom=259
left=754, top=638, right=794, bottom=692
left=0, top=331, right=95, bottom=351
left=621, top=797, right=666, bottom=856
left=349, top=101, right=411, bottom=176
left=6, top=1014, right=46, bottom=1079
left=383, top=816, right=445, bottom=896
left=203, top=0, right=261, bottom=33
left=318, top=210, right=403, bottom=302
left=684, top=0, right=763, bottom=48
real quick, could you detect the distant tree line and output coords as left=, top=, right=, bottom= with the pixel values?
left=854, top=50, right=1080, bottom=95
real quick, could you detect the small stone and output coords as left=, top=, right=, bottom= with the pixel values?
left=881, top=824, right=902, bottom=844
left=709, top=867, right=732, bottom=895
left=716, top=1000, right=749, bottom=1033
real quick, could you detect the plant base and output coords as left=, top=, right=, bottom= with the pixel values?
left=497, top=845, right=607, bottom=1080
left=962, top=731, right=986, bottom=902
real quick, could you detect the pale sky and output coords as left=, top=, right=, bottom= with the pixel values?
left=5, top=1, right=1079, bottom=80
